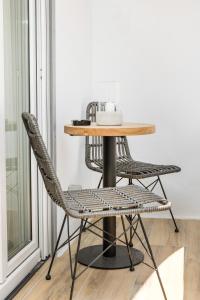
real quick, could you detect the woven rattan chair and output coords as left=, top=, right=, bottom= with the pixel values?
left=85, top=102, right=181, bottom=245
left=22, top=112, right=170, bottom=300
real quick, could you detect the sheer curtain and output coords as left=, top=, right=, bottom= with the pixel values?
left=4, top=0, right=31, bottom=259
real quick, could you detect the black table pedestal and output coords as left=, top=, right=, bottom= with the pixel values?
left=78, top=245, right=143, bottom=269
left=102, top=137, right=116, bottom=257
left=78, top=136, right=144, bottom=269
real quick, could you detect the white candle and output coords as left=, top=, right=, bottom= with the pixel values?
left=105, top=102, right=115, bottom=112
left=96, top=111, right=123, bottom=126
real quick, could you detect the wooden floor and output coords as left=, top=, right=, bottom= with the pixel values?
left=14, top=219, right=200, bottom=300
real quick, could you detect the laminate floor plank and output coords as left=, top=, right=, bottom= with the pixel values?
left=14, top=219, right=200, bottom=300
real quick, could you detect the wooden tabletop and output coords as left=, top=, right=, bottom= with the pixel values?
left=64, top=122, right=155, bottom=137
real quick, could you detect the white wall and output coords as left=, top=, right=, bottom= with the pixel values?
left=55, top=0, right=100, bottom=245
left=91, top=0, right=200, bottom=218
left=55, top=0, right=200, bottom=245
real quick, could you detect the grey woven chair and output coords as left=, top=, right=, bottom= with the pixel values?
left=85, top=102, right=181, bottom=245
left=22, top=112, right=170, bottom=300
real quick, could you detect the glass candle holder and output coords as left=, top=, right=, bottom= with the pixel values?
left=96, top=102, right=123, bottom=126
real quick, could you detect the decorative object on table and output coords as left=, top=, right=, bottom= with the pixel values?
left=85, top=101, right=181, bottom=242
left=72, top=120, right=91, bottom=126
left=96, top=101, right=123, bottom=126
left=22, top=112, right=169, bottom=300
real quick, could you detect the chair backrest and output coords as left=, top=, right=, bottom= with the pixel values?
left=22, top=112, right=66, bottom=211
left=85, top=102, right=132, bottom=167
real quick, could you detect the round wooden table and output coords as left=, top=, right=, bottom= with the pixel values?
left=64, top=122, right=155, bottom=269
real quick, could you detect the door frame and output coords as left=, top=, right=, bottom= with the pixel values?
left=7, top=0, right=39, bottom=274
left=0, top=0, right=52, bottom=297
left=0, top=0, right=7, bottom=284
left=36, top=0, right=52, bottom=261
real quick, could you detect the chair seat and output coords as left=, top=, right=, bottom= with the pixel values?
left=63, top=184, right=170, bottom=218
left=88, top=158, right=181, bottom=179
left=116, top=160, right=181, bottom=179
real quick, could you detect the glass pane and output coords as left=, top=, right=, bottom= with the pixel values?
left=4, top=0, right=32, bottom=260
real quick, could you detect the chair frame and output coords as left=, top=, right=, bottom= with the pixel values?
left=85, top=102, right=180, bottom=247
left=22, top=112, right=168, bottom=300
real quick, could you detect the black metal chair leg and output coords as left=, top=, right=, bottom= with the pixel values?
left=169, top=208, right=179, bottom=233
left=67, top=216, right=73, bottom=278
left=82, top=218, right=88, bottom=232
left=129, top=222, right=133, bottom=247
left=138, top=215, right=168, bottom=300
left=46, top=214, right=67, bottom=280
left=121, top=216, right=135, bottom=271
left=70, top=219, right=84, bottom=300
left=158, top=176, right=179, bottom=233
left=97, top=176, right=103, bottom=189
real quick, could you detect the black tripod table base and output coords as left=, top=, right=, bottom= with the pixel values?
left=78, top=245, right=144, bottom=270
